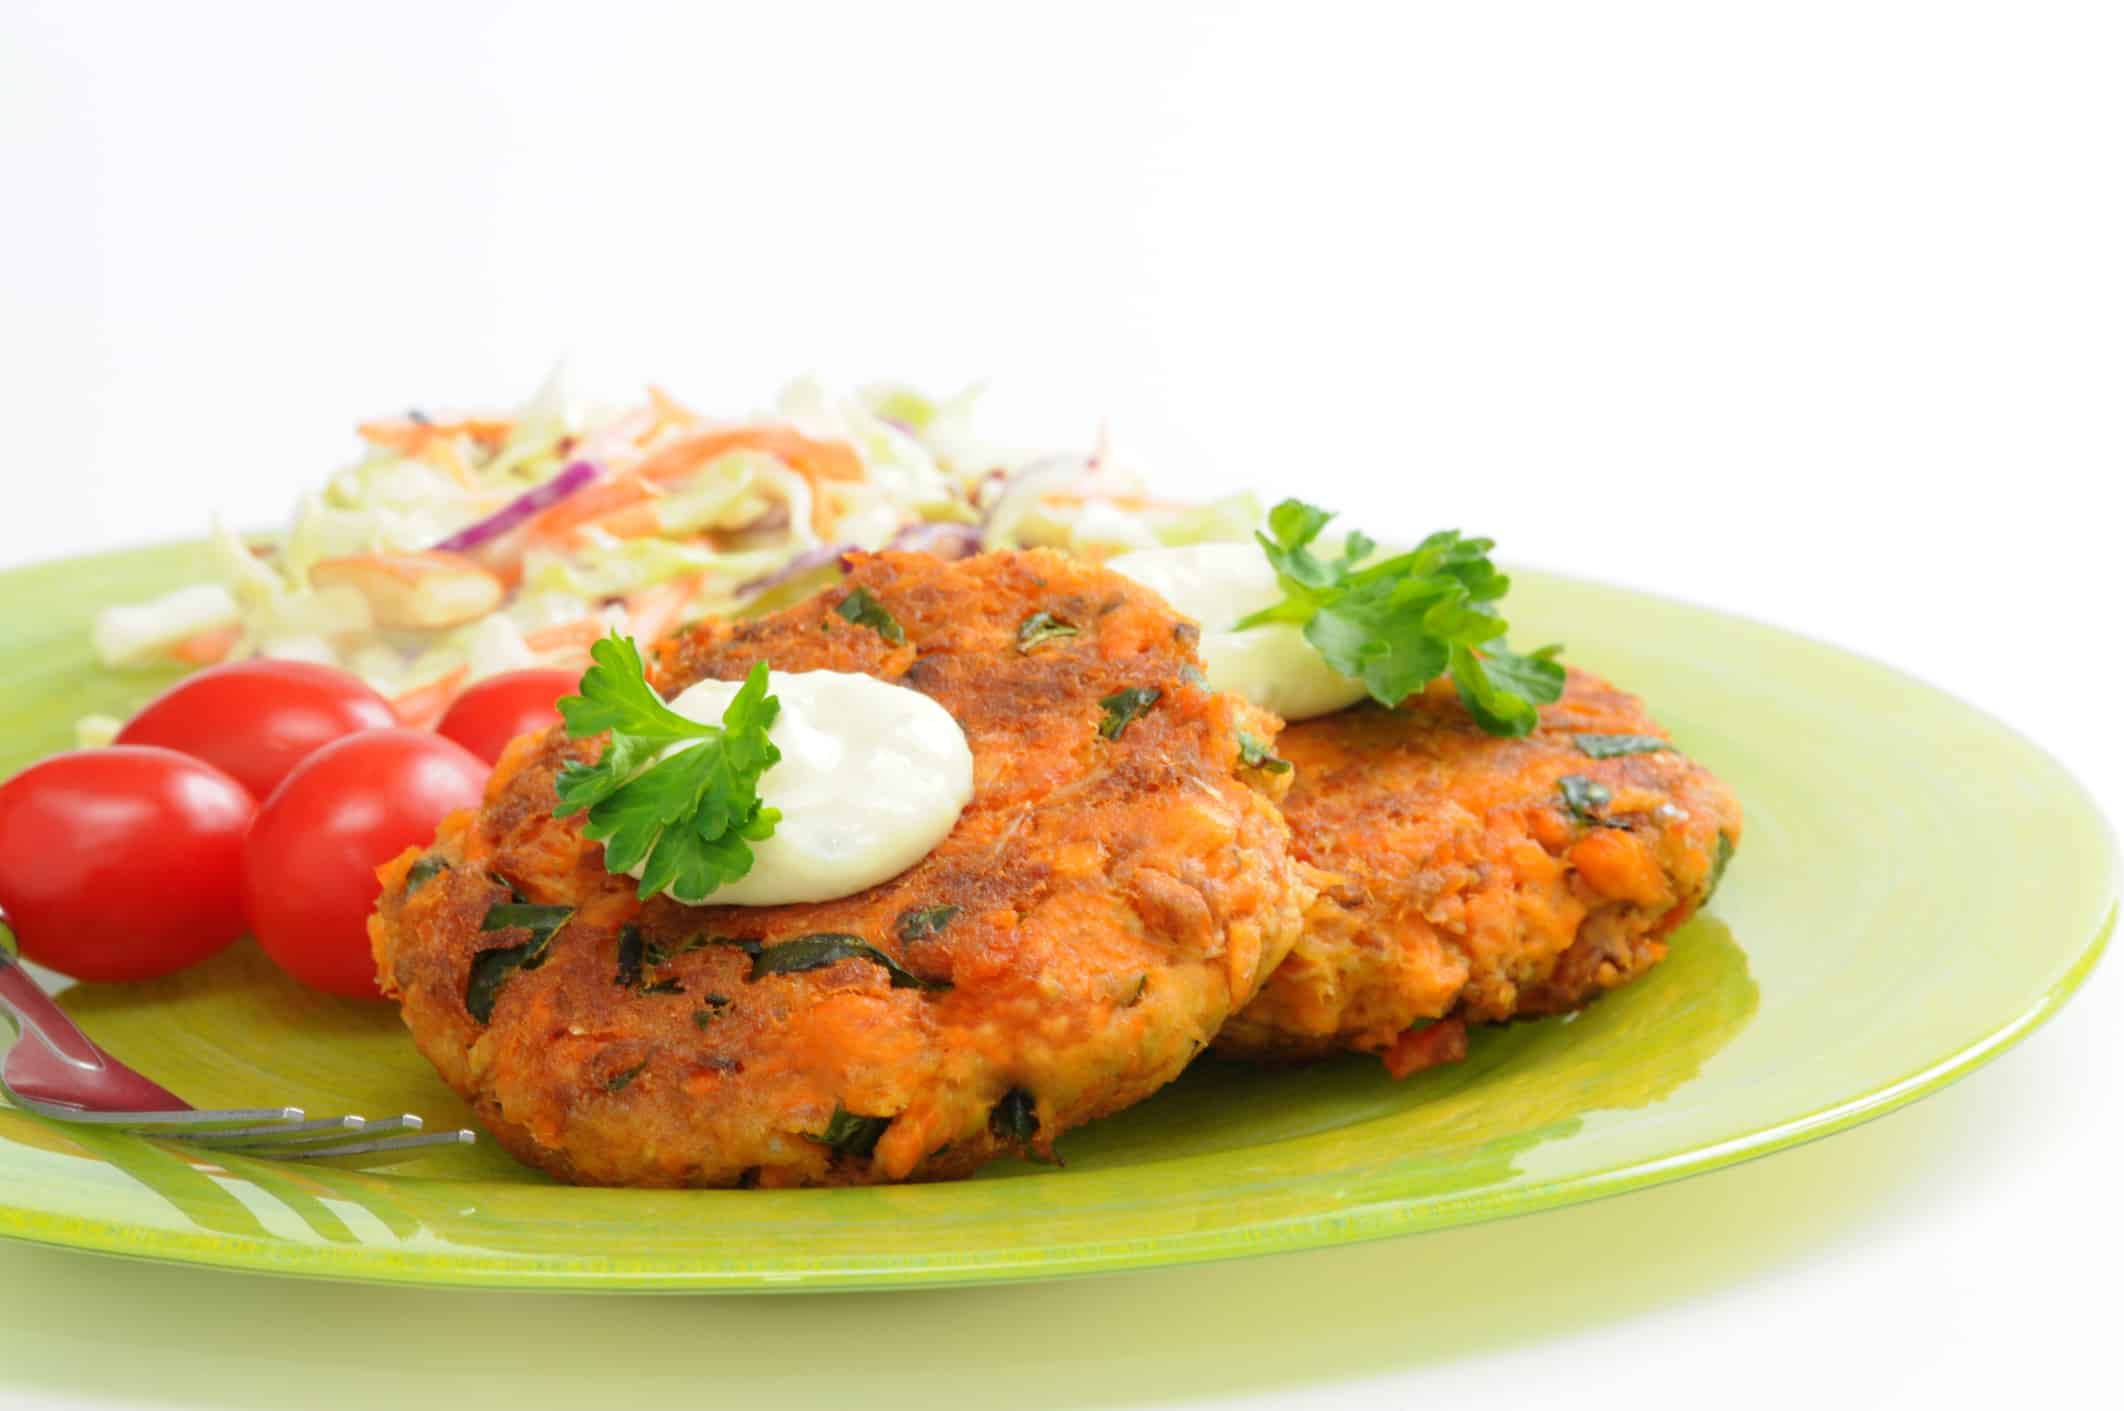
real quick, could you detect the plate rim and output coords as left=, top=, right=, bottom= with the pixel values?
left=0, top=906, right=2108, bottom=1292
left=0, top=540, right=2115, bottom=1291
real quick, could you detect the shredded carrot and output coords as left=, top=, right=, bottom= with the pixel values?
left=169, top=624, right=241, bottom=666
left=356, top=417, right=514, bottom=457
left=565, top=500, right=666, bottom=543
left=517, top=472, right=660, bottom=546
left=623, top=574, right=705, bottom=646
left=312, top=547, right=495, bottom=582
left=390, top=667, right=469, bottom=731
left=642, top=385, right=703, bottom=442
left=524, top=618, right=605, bottom=653
left=1039, top=490, right=1195, bottom=513
left=631, top=425, right=862, bottom=538
left=636, top=426, right=863, bottom=486
left=355, top=420, right=431, bottom=455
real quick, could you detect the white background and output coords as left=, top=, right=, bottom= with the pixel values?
left=2, top=3, right=2119, bottom=1407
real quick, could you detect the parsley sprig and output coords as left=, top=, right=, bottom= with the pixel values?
left=554, top=633, right=783, bottom=904
left=1236, top=500, right=1565, bottom=737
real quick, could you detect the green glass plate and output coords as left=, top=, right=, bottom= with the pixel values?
left=0, top=541, right=2112, bottom=1291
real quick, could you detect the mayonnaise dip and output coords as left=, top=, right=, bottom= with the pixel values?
left=1107, top=543, right=1367, bottom=721
left=639, top=671, right=974, bottom=906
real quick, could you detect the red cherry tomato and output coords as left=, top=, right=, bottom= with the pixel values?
left=242, top=730, right=489, bottom=999
left=0, top=747, right=255, bottom=983
left=434, top=668, right=577, bottom=765
left=117, top=660, right=397, bottom=801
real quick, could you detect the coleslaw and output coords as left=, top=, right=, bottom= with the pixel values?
left=89, top=373, right=1259, bottom=727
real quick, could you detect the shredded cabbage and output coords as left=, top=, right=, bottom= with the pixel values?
left=1155, top=493, right=1265, bottom=547
left=779, top=377, right=954, bottom=508
left=91, top=584, right=239, bottom=668
left=522, top=536, right=784, bottom=603
left=650, top=451, right=776, bottom=536
left=403, top=615, right=540, bottom=688
left=1069, top=500, right=1165, bottom=557
left=256, top=634, right=342, bottom=668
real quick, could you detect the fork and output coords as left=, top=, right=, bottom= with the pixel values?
left=0, top=910, right=475, bottom=1166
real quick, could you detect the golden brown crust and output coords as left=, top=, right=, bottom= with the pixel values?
left=1215, top=669, right=1741, bottom=1068
left=371, top=550, right=1309, bottom=1187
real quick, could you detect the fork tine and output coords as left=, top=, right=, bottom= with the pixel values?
left=177, top=1113, right=436, bottom=1153
left=117, top=1108, right=308, bottom=1130
left=273, top=1128, right=477, bottom=1165
left=1, top=940, right=481, bottom=1170
left=163, top=1114, right=367, bottom=1147
left=7, top=1090, right=478, bottom=1166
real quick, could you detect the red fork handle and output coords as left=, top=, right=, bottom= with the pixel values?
left=0, top=915, right=109, bottom=1071
left=0, top=907, right=188, bottom=1111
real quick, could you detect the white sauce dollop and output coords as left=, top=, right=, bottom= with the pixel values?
left=1107, top=543, right=1368, bottom=722
left=641, top=671, right=974, bottom=907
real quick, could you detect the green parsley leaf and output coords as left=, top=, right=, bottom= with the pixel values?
left=749, top=933, right=950, bottom=991
left=1236, top=500, right=1563, bottom=735
left=614, top=924, right=645, bottom=989
left=896, top=904, right=959, bottom=942
left=1558, top=774, right=1613, bottom=823
left=467, top=900, right=575, bottom=1024
left=553, top=634, right=712, bottom=787
left=612, top=927, right=689, bottom=994
left=1705, top=831, right=1736, bottom=901
left=1016, top=610, right=1080, bottom=652
left=818, top=1105, right=891, bottom=1158
left=1450, top=643, right=1565, bottom=738
left=1473, top=642, right=1566, bottom=707
left=480, top=902, right=575, bottom=933
left=404, top=856, right=450, bottom=894
left=553, top=635, right=783, bottom=904
left=1237, top=729, right=1292, bottom=774
left=643, top=934, right=713, bottom=966
left=835, top=587, right=905, bottom=644
left=604, top=1060, right=649, bottom=1093
left=1098, top=687, right=1160, bottom=740
left=1575, top=733, right=1674, bottom=759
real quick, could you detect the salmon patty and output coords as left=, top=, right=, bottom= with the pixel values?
left=372, top=549, right=1310, bottom=1187
left=1215, top=668, right=1740, bottom=1076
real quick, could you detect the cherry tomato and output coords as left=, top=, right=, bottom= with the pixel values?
left=242, top=730, right=489, bottom=1000
left=0, top=747, right=255, bottom=983
left=434, top=668, right=577, bottom=764
left=117, top=660, right=397, bottom=801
